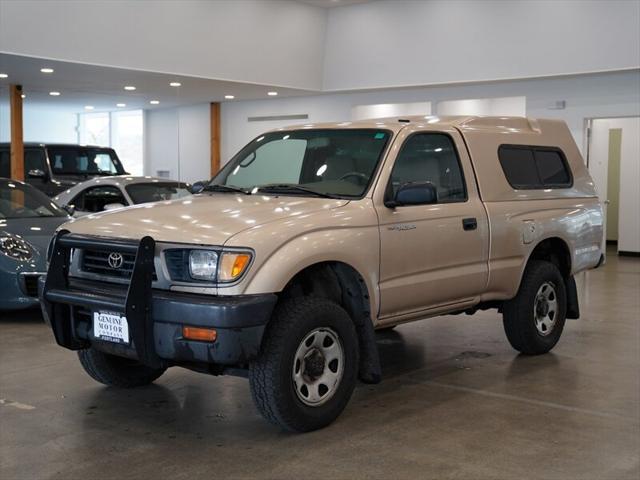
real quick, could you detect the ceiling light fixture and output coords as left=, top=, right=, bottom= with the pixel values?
left=21, top=94, right=26, bottom=99
left=40, top=67, right=54, bottom=74
left=49, top=91, right=60, bottom=96
left=116, top=103, right=126, bottom=107
left=84, top=105, right=94, bottom=110
left=0, top=73, right=8, bottom=79
left=267, top=91, right=278, bottom=96
left=124, top=85, right=136, bottom=91
left=169, top=82, right=182, bottom=87
left=150, top=100, right=160, bottom=105
left=224, top=95, right=235, bottom=100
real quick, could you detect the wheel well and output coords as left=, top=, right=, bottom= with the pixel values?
left=280, top=262, right=381, bottom=384
left=528, top=237, right=571, bottom=277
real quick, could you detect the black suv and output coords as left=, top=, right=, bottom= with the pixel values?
left=0, top=143, right=127, bottom=197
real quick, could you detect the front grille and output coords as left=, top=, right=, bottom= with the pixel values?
left=82, top=249, right=136, bottom=279
left=21, top=274, right=41, bottom=297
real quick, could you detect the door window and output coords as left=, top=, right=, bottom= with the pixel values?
left=390, top=133, right=467, bottom=203
left=70, top=186, right=127, bottom=212
left=25, top=149, right=46, bottom=174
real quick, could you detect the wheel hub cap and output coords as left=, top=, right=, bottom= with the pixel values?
left=292, top=327, right=344, bottom=407
left=534, top=282, right=558, bottom=336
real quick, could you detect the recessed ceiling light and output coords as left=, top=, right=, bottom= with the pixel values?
left=124, top=85, right=136, bottom=91
left=21, top=94, right=26, bottom=99
left=149, top=100, right=160, bottom=105
left=84, top=105, right=94, bottom=110
left=0, top=73, right=7, bottom=79
left=224, top=95, right=235, bottom=100
left=49, top=91, right=60, bottom=96
left=116, top=103, right=126, bottom=107
left=40, top=67, right=54, bottom=74
left=169, top=82, right=181, bottom=87
left=267, top=91, right=278, bottom=96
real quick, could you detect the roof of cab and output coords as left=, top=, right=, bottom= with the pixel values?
left=270, top=116, right=555, bottom=135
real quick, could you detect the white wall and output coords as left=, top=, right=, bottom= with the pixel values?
left=323, top=0, right=640, bottom=90
left=144, top=104, right=210, bottom=183
left=437, top=96, right=525, bottom=116
left=0, top=102, right=78, bottom=143
left=221, top=70, right=640, bottom=162
left=0, top=0, right=327, bottom=90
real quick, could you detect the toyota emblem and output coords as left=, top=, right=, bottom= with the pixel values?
left=107, top=252, right=124, bottom=269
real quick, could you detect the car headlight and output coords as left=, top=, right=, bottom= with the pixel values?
left=0, top=232, right=35, bottom=261
left=189, top=250, right=218, bottom=281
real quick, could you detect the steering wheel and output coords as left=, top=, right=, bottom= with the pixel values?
left=339, top=172, right=368, bottom=185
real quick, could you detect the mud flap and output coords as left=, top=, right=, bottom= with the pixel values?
left=566, top=275, right=580, bottom=319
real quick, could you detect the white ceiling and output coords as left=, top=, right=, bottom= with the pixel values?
left=296, top=0, right=374, bottom=7
left=0, top=54, right=315, bottom=113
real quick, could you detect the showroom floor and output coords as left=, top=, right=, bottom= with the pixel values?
left=1, top=251, right=638, bottom=480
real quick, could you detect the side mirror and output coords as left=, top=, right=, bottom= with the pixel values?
left=103, top=203, right=125, bottom=211
left=190, top=181, right=207, bottom=194
left=27, top=169, right=46, bottom=179
left=385, top=182, right=438, bottom=208
left=62, top=204, right=76, bottom=216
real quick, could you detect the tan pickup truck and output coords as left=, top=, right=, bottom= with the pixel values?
left=41, top=116, right=604, bottom=432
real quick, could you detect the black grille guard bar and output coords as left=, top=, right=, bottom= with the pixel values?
left=41, top=230, right=161, bottom=368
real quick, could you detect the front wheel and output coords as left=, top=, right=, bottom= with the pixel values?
left=249, top=297, right=358, bottom=432
left=503, top=260, right=567, bottom=355
left=77, top=347, right=166, bottom=388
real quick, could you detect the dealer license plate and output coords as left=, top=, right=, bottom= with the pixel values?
left=93, top=311, right=130, bottom=344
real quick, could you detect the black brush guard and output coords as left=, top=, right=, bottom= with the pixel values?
left=41, top=230, right=162, bottom=368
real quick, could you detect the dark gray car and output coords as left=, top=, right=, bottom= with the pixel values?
left=0, top=178, right=70, bottom=310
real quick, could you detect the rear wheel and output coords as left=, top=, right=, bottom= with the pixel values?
left=77, top=347, right=166, bottom=388
left=249, top=297, right=358, bottom=432
left=503, top=260, right=567, bottom=355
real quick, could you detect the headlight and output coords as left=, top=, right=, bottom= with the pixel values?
left=218, top=252, right=252, bottom=282
left=189, top=250, right=218, bottom=281
left=0, top=232, right=35, bottom=261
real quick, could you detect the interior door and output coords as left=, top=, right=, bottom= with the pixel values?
left=375, top=130, right=489, bottom=319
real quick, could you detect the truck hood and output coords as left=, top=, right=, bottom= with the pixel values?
left=61, top=193, right=349, bottom=245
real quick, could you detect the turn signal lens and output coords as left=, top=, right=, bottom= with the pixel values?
left=218, top=252, right=252, bottom=282
left=182, top=326, right=217, bottom=342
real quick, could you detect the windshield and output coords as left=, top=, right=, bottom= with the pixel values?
left=48, top=147, right=125, bottom=176
left=0, top=180, right=67, bottom=219
left=126, top=182, right=191, bottom=204
left=211, top=129, right=391, bottom=198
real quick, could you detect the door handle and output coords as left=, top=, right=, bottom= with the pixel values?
left=462, top=217, right=477, bottom=231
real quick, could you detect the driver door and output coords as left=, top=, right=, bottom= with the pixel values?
left=375, top=129, right=489, bottom=320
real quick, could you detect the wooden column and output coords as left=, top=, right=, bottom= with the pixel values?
left=210, top=102, right=221, bottom=176
left=10, top=84, right=24, bottom=181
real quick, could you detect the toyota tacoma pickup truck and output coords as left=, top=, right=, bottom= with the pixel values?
left=40, top=116, right=604, bottom=432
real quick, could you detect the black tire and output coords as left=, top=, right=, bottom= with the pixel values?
left=503, top=260, right=567, bottom=355
left=249, top=297, right=359, bottom=432
left=77, top=347, right=166, bottom=388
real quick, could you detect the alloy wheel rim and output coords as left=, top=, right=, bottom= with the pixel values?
left=292, top=327, right=344, bottom=407
left=534, top=281, right=558, bottom=336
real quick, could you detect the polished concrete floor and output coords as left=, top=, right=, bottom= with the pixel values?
left=1, top=252, right=638, bottom=480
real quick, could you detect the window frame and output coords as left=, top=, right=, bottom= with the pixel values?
left=384, top=131, right=469, bottom=206
left=498, top=144, right=573, bottom=190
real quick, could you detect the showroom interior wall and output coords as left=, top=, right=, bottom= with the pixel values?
left=0, top=102, right=77, bottom=143
left=219, top=70, right=640, bottom=162
left=144, top=104, right=210, bottom=183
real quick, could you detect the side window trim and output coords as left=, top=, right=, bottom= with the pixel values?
left=385, top=131, right=469, bottom=206
left=498, top=144, right=573, bottom=190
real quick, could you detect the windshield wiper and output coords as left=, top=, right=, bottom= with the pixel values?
left=257, top=184, right=341, bottom=199
left=202, top=184, right=252, bottom=195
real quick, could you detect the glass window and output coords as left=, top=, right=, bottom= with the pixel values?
left=0, top=180, right=66, bottom=219
left=212, top=129, right=391, bottom=198
left=389, top=133, right=466, bottom=203
left=70, top=186, right=128, bottom=213
left=126, top=182, right=191, bottom=204
left=111, top=110, right=144, bottom=176
left=535, top=150, right=571, bottom=186
left=49, top=147, right=124, bottom=176
left=0, top=149, right=9, bottom=178
left=25, top=149, right=46, bottom=174
left=499, top=145, right=572, bottom=189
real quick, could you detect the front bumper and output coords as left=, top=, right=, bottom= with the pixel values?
left=0, top=263, right=45, bottom=310
left=39, top=232, right=277, bottom=368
